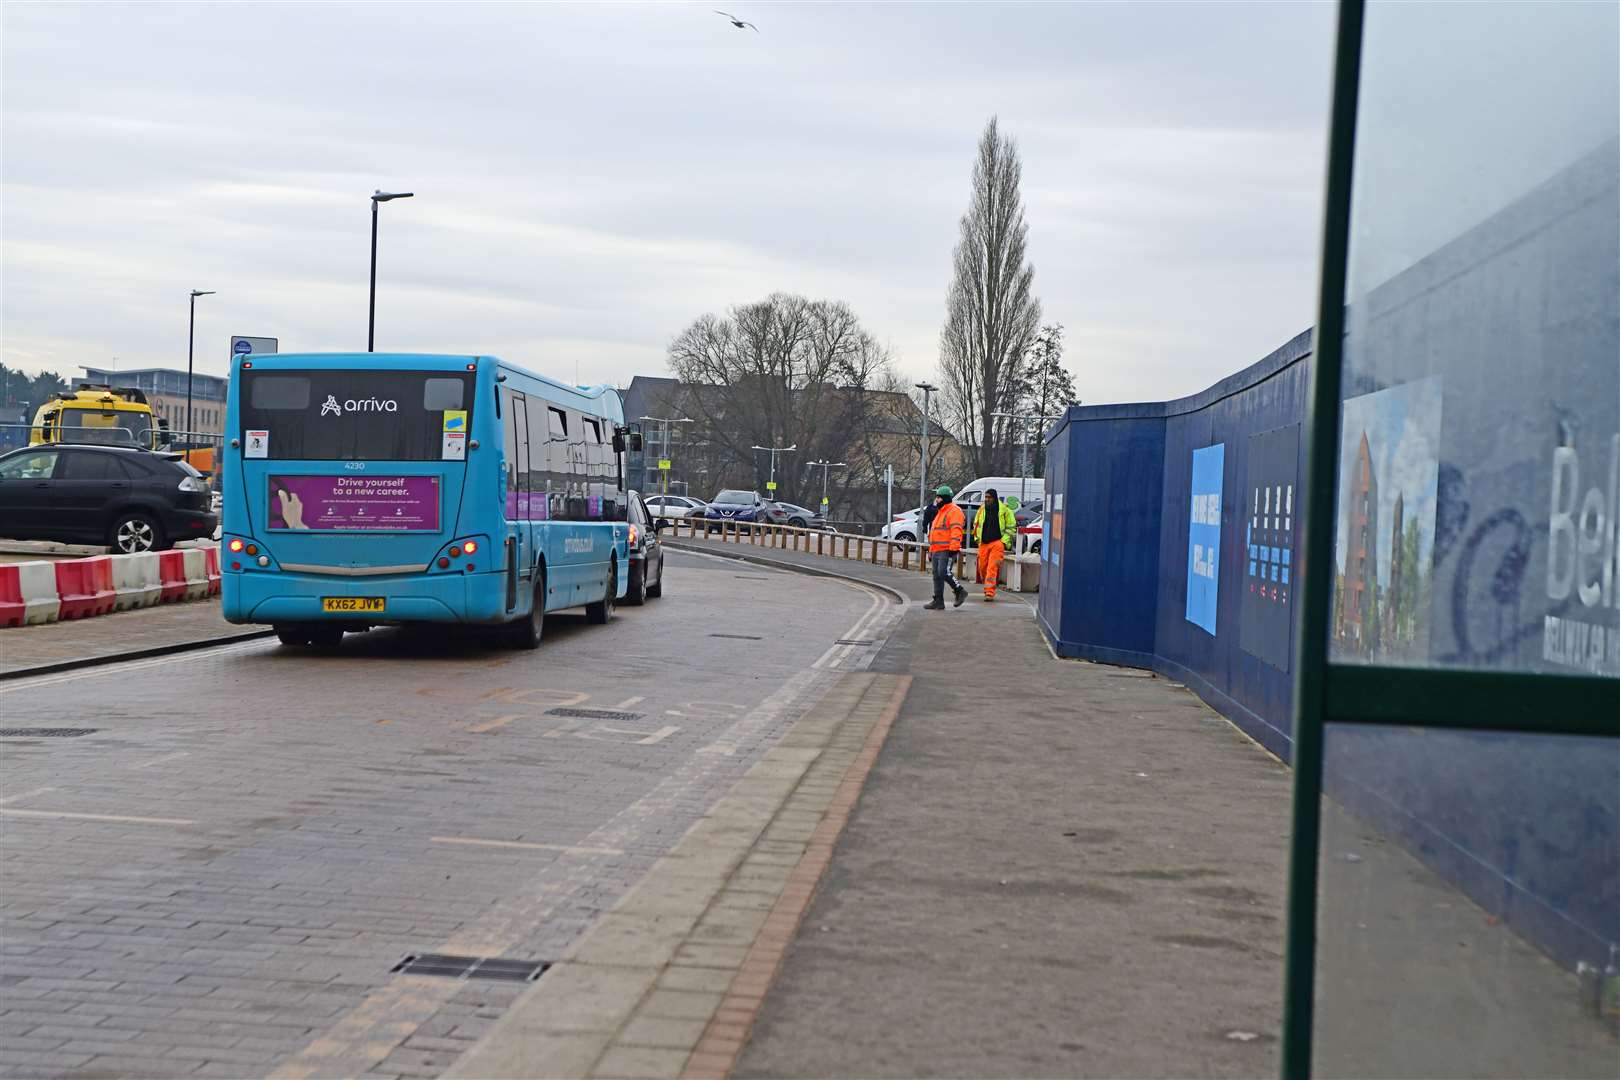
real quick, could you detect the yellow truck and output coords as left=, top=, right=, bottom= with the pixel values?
left=29, top=385, right=217, bottom=476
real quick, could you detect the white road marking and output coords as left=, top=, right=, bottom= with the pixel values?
left=0, top=786, right=55, bottom=805
left=613, top=695, right=645, bottom=710
left=131, top=752, right=190, bottom=770
left=0, top=808, right=195, bottom=826
left=696, top=742, right=737, bottom=756
left=430, top=836, right=624, bottom=856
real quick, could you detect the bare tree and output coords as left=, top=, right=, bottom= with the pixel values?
left=938, top=116, right=1042, bottom=476
left=1016, top=323, right=1078, bottom=476
left=666, top=293, right=891, bottom=505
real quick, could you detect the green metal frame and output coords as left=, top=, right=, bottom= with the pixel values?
left=1282, top=3, right=1620, bottom=1076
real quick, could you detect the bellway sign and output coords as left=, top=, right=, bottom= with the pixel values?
left=231, top=336, right=278, bottom=357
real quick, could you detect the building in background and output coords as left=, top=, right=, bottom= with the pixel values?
left=618, top=374, right=965, bottom=525
left=77, top=366, right=229, bottom=436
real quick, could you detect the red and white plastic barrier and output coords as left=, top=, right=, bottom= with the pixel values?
left=0, top=562, right=62, bottom=627
left=111, top=552, right=162, bottom=611
left=0, top=546, right=218, bottom=628
left=55, top=556, right=116, bottom=620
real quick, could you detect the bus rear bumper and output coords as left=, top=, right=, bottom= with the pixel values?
left=222, top=569, right=511, bottom=626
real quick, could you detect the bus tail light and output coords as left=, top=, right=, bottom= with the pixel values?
left=450, top=546, right=462, bottom=558
left=462, top=540, right=478, bottom=554
left=438, top=557, right=451, bottom=569
left=228, top=538, right=244, bottom=552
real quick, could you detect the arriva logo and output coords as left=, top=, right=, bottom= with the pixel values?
left=320, top=394, right=399, bottom=417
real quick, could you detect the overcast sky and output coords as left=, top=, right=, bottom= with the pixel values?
left=2, top=1, right=1336, bottom=405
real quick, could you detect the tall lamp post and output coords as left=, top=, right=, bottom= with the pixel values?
left=369, top=190, right=414, bottom=352
left=750, top=443, right=797, bottom=496
left=639, top=415, right=693, bottom=494
left=186, top=289, right=215, bottom=437
left=914, top=381, right=938, bottom=514
left=807, top=459, right=846, bottom=518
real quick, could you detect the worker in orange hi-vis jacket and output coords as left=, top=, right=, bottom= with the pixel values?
left=973, top=489, right=1018, bottom=601
left=924, top=485, right=968, bottom=610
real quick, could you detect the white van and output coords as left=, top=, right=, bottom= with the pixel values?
left=954, top=475, right=1044, bottom=506
left=877, top=477, right=1045, bottom=544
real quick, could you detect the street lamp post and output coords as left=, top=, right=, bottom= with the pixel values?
left=807, top=459, right=846, bottom=517
left=186, top=289, right=215, bottom=438
left=639, top=415, right=693, bottom=495
left=991, top=410, right=1070, bottom=504
left=914, top=382, right=938, bottom=514
left=369, top=190, right=414, bottom=352
left=750, top=443, right=797, bottom=496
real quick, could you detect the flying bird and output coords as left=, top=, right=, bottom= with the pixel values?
left=715, top=10, right=758, bottom=31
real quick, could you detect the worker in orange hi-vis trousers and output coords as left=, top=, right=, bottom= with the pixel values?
left=972, top=489, right=1018, bottom=601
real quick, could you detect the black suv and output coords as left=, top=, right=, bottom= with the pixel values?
left=0, top=444, right=217, bottom=552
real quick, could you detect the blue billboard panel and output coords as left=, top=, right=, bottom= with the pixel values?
left=1186, top=443, right=1225, bottom=635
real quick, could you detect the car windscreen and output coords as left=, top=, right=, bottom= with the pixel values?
left=240, top=370, right=472, bottom=461
left=713, top=489, right=755, bottom=505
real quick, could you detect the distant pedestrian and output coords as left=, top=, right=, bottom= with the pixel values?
left=973, top=488, right=1017, bottom=601
left=923, top=485, right=967, bottom=610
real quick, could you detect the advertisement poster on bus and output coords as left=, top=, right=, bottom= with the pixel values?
left=267, top=474, right=440, bottom=531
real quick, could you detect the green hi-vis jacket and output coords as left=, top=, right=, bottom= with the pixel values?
left=972, top=500, right=1018, bottom=546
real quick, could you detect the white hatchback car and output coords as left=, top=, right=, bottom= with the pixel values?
left=644, top=494, right=707, bottom=525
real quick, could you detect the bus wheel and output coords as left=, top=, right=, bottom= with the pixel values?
left=274, top=625, right=310, bottom=647
left=508, top=580, right=545, bottom=650
left=586, top=560, right=616, bottom=625
left=626, top=561, right=647, bottom=606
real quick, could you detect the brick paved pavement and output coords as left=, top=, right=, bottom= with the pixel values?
left=0, top=600, right=261, bottom=678
left=0, top=552, right=891, bottom=1079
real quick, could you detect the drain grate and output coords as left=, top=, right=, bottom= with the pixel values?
left=709, top=633, right=763, bottom=640
left=544, top=707, right=644, bottom=722
left=392, top=953, right=549, bottom=982
left=0, top=728, right=98, bottom=738
left=835, top=639, right=875, bottom=646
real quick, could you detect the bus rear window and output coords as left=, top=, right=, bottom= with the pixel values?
left=239, top=370, right=473, bottom=461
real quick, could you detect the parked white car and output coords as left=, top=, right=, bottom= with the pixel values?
left=644, top=494, right=707, bottom=525
left=879, top=506, right=927, bottom=543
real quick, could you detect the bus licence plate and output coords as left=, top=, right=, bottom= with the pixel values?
left=322, top=597, right=385, bottom=613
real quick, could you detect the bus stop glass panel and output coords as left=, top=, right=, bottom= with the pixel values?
left=1308, top=1, right=1618, bottom=1075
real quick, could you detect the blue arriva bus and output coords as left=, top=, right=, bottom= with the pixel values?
left=221, top=353, right=637, bottom=648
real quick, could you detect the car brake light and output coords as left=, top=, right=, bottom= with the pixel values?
left=628, top=525, right=638, bottom=546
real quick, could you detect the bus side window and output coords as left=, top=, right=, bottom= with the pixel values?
left=525, top=396, right=550, bottom=520
left=510, top=390, right=529, bottom=520
left=499, top=388, right=519, bottom=520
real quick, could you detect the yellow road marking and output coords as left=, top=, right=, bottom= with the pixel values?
left=430, top=836, right=624, bottom=856
left=0, top=808, right=194, bottom=826
left=467, top=714, right=522, bottom=734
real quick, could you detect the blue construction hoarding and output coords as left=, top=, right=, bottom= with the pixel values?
left=1038, top=139, right=1617, bottom=978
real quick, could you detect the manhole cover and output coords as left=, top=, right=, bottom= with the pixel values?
left=391, top=953, right=548, bottom=982
left=709, top=633, right=763, bottom=640
left=0, top=728, right=98, bottom=738
left=544, top=708, right=644, bottom=722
